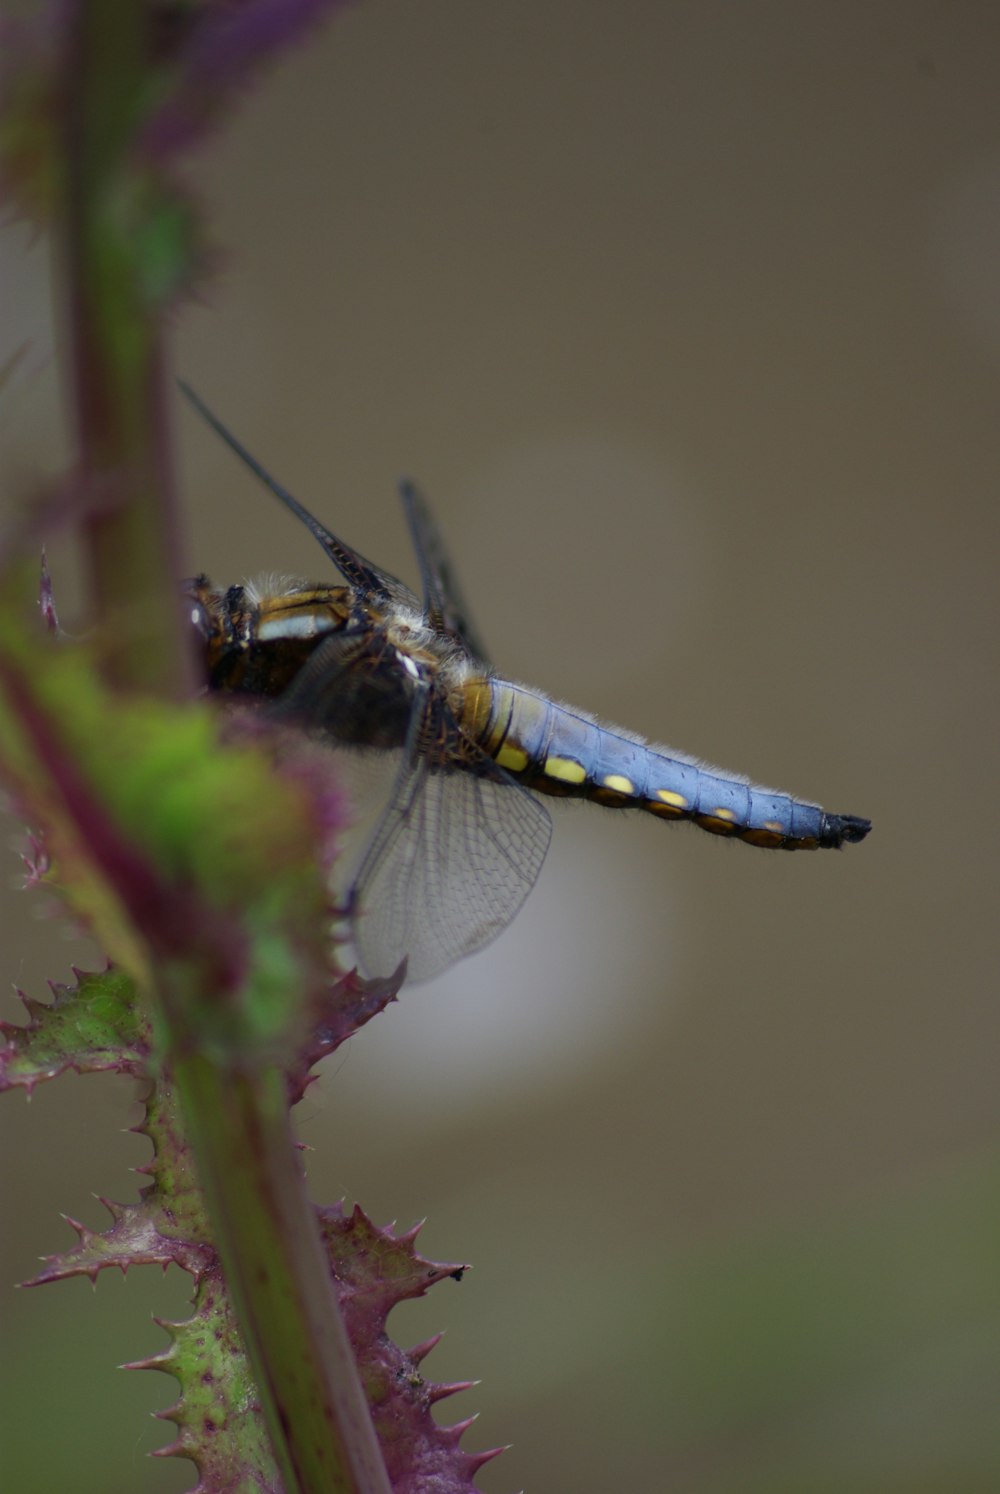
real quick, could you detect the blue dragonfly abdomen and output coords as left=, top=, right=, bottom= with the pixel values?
left=466, top=679, right=870, bottom=851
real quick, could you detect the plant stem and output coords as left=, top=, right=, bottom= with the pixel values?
left=176, top=1055, right=393, bottom=1494
left=57, top=4, right=392, bottom=1488
left=62, top=0, right=190, bottom=695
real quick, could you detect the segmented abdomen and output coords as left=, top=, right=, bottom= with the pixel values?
left=465, top=679, right=870, bottom=851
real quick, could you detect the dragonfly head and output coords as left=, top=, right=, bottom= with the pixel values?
left=184, top=575, right=214, bottom=644
left=183, top=575, right=250, bottom=689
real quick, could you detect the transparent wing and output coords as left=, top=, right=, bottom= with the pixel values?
left=351, top=747, right=553, bottom=984
left=399, top=480, right=491, bottom=664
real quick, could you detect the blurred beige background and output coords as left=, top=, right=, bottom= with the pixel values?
left=3, top=3, right=1000, bottom=1490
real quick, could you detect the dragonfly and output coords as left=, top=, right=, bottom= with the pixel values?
left=181, top=385, right=871, bottom=982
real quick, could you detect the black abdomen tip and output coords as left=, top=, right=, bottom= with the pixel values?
left=819, top=813, right=872, bottom=848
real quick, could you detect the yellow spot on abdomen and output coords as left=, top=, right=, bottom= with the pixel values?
left=544, top=755, right=587, bottom=785
left=602, top=773, right=635, bottom=795
left=656, top=788, right=689, bottom=809
left=495, top=742, right=529, bottom=773
left=712, top=808, right=737, bottom=822
left=763, top=819, right=784, bottom=833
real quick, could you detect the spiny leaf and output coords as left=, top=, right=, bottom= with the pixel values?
left=317, top=1207, right=497, bottom=1494
left=317, top=1204, right=467, bottom=1314
left=131, top=1075, right=213, bottom=1244
left=133, top=1267, right=281, bottom=1494
left=296, top=963, right=405, bottom=1091
left=23, top=1060, right=214, bottom=1286
left=128, top=1202, right=491, bottom=1494
left=0, top=965, right=144, bottom=1092
left=26, top=1195, right=213, bottom=1286
left=7, top=961, right=498, bottom=1488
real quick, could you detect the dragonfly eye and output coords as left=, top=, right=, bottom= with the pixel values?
left=187, top=597, right=211, bottom=639
left=181, top=577, right=215, bottom=642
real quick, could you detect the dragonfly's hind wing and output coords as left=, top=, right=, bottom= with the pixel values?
left=399, top=480, right=491, bottom=664
left=351, top=715, right=553, bottom=982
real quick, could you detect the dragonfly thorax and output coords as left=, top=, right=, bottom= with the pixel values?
left=186, top=575, right=355, bottom=699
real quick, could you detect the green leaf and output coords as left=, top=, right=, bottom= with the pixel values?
left=0, top=965, right=144, bottom=1091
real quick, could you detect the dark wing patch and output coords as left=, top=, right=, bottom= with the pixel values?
left=273, top=632, right=416, bottom=751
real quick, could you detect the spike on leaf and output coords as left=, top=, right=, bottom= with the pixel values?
left=409, top=1332, right=445, bottom=1366
left=443, top=1414, right=481, bottom=1443
left=463, top=1444, right=510, bottom=1475
left=39, top=547, right=58, bottom=634
left=19, top=829, right=50, bottom=886
left=428, top=1379, right=479, bottom=1405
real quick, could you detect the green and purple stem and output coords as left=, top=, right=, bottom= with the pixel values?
left=0, top=2, right=439, bottom=1490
